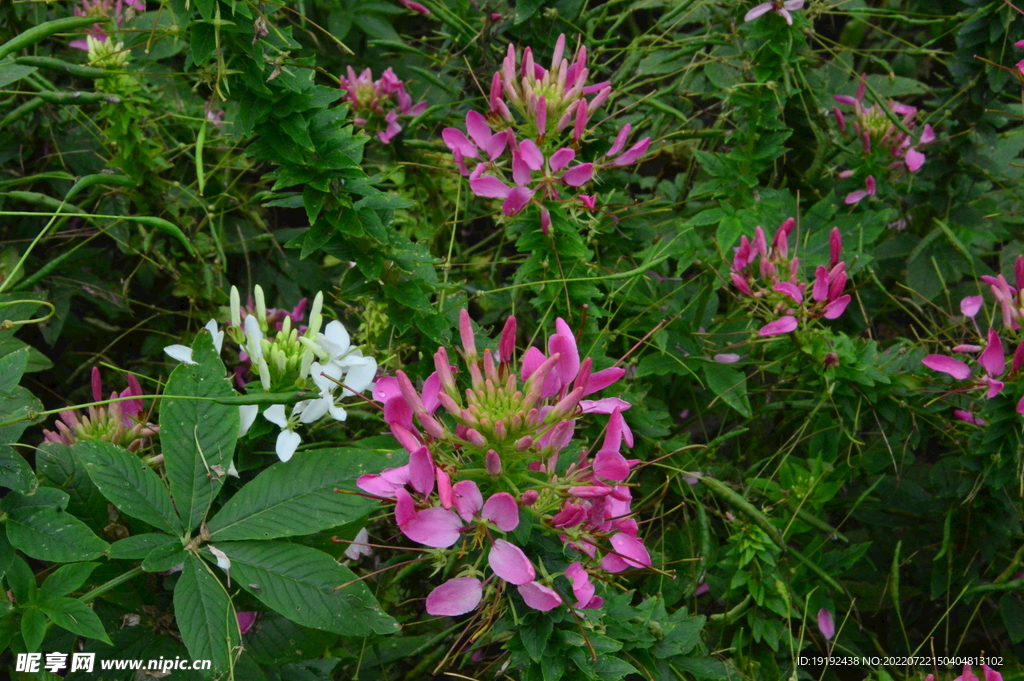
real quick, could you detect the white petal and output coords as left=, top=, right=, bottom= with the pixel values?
left=205, top=319, right=224, bottom=355
left=276, top=429, right=301, bottom=462
left=343, top=357, right=378, bottom=397
left=238, top=404, right=259, bottom=436
left=344, top=527, right=373, bottom=560
left=226, top=460, right=240, bottom=478
left=263, top=404, right=288, bottom=428
left=298, top=396, right=330, bottom=424
left=328, top=404, right=348, bottom=422
left=164, top=345, right=196, bottom=365
left=783, top=0, right=804, bottom=8
left=311, top=361, right=344, bottom=393
left=208, top=545, right=231, bottom=570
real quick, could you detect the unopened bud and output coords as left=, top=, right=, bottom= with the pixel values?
left=829, top=227, right=843, bottom=267
left=417, top=412, right=446, bottom=439
left=485, top=449, right=502, bottom=476
left=254, top=285, right=268, bottom=330
left=306, top=291, right=324, bottom=340
left=465, top=428, right=487, bottom=447
left=498, top=315, right=517, bottom=364
left=521, top=490, right=539, bottom=506
left=459, top=308, right=477, bottom=362
left=230, top=286, right=241, bottom=328
left=516, top=435, right=533, bottom=451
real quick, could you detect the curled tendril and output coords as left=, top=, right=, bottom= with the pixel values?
left=0, top=299, right=56, bottom=330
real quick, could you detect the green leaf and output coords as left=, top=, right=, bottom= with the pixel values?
left=520, top=615, right=553, bottom=662
left=703, top=363, right=751, bottom=418
left=0, top=347, right=27, bottom=393
left=0, top=533, right=12, bottom=582
left=6, top=555, right=36, bottom=603
left=40, top=562, right=98, bottom=599
left=40, top=597, right=111, bottom=644
left=173, top=555, right=240, bottom=672
left=73, top=441, right=183, bottom=535
left=1001, top=593, right=1024, bottom=644
left=215, top=540, right=399, bottom=636
left=0, top=444, right=35, bottom=494
left=190, top=23, right=216, bottom=65
left=21, top=607, right=47, bottom=651
left=109, top=533, right=178, bottom=560
left=161, top=332, right=239, bottom=531
left=141, top=541, right=189, bottom=573
left=37, top=441, right=106, bottom=529
left=4, top=490, right=109, bottom=562
left=207, top=448, right=379, bottom=541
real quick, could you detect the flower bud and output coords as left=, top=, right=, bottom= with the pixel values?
left=306, top=291, right=324, bottom=340
left=459, top=308, right=477, bottom=362
left=254, top=285, right=268, bottom=330
left=485, top=449, right=502, bottom=476
left=516, top=435, right=533, bottom=451
left=230, top=286, right=241, bottom=328
left=521, top=490, right=539, bottom=506
left=498, top=315, right=517, bottom=364
left=465, top=428, right=487, bottom=447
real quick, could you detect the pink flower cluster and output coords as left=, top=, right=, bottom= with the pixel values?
left=832, top=78, right=935, bottom=204
left=442, top=35, right=650, bottom=225
left=356, top=310, right=650, bottom=616
left=921, top=258, right=1024, bottom=421
left=339, top=67, right=426, bottom=144
left=730, top=219, right=852, bottom=336
left=43, top=367, right=157, bottom=451
left=70, top=0, right=144, bottom=50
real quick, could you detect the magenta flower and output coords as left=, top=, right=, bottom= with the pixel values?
left=236, top=612, right=258, bottom=635
left=69, top=0, right=144, bottom=50
left=361, top=310, right=650, bottom=618
left=744, top=0, right=804, bottom=25
left=43, top=367, right=157, bottom=451
left=731, top=221, right=852, bottom=335
left=817, top=608, right=835, bottom=640
left=339, top=67, right=426, bottom=144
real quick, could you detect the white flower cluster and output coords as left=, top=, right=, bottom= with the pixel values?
left=164, top=286, right=377, bottom=462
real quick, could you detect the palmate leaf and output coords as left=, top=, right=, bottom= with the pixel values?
left=73, top=441, right=183, bottom=535
left=173, top=554, right=240, bottom=674
left=212, top=541, right=399, bottom=637
left=39, top=597, right=111, bottom=645
left=206, top=448, right=382, bottom=541
left=161, top=332, right=238, bottom=532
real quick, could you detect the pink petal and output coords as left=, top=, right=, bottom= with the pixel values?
left=403, top=507, right=464, bottom=548
left=485, top=131, right=509, bottom=160
left=593, top=449, right=631, bottom=481
left=465, top=110, right=493, bottom=149
left=512, top=151, right=533, bottom=186
left=453, top=480, right=483, bottom=522
left=783, top=0, right=804, bottom=8
left=581, top=367, right=625, bottom=396
left=426, top=577, right=483, bottom=616
left=981, top=376, right=1005, bottom=399
left=437, top=469, right=453, bottom=509
left=518, top=139, right=544, bottom=170
left=580, top=396, right=631, bottom=414
left=758, top=316, right=799, bottom=336
left=521, top=346, right=547, bottom=381
left=773, top=282, right=804, bottom=304
left=779, top=8, right=793, bottom=24
left=408, top=446, right=436, bottom=496
left=565, top=562, right=596, bottom=608
left=817, top=608, right=835, bottom=640
left=395, top=488, right=416, bottom=526
left=489, top=539, right=535, bottom=585
left=562, top=163, right=594, bottom=187
left=714, top=353, right=742, bottom=363
left=549, top=148, right=576, bottom=172
left=905, top=147, right=925, bottom=172
left=823, top=295, right=851, bottom=319
left=481, top=492, right=520, bottom=531
left=236, top=611, right=258, bottom=635
left=961, top=295, right=984, bottom=318
left=978, top=328, right=1006, bottom=377
left=922, top=354, right=972, bottom=380
left=953, top=409, right=985, bottom=426
left=833, top=95, right=857, bottom=106
left=502, top=186, right=534, bottom=215
left=373, top=376, right=402, bottom=403
left=609, top=533, right=651, bottom=568
left=844, top=190, right=868, bottom=205
left=744, top=2, right=773, bottom=21
left=548, top=318, right=581, bottom=389
left=442, top=128, right=478, bottom=157
left=1017, top=395, right=1024, bottom=415
left=471, top=175, right=512, bottom=199
left=920, top=124, right=935, bottom=145
left=612, top=138, right=651, bottom=166
left=607, top=124, right=631, bottom=158
left=517, top=581, right=562, bottom=611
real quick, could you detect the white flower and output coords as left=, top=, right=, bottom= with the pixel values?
left=208, top=545, right=231, bottom=570
left=205, top=319, right=224, bottom=355
left=262, top=404, right=303, bottom=462
left=163, top=344, right=196, bottom=365
left=344, top=527, right=373, bottom=561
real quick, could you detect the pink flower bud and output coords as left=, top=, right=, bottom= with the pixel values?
left=486, top=449, right=502, bottom=476
left=829, top=227, right=842, bottom=267
left=464, top=428, right=487, bottom=447
left=459, top=308, right=477, bottom=361
left=498, top=315, right=517, bottom=364
left=521, top=490, right=539, bottom=506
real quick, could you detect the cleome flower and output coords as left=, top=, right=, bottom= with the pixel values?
left=339, top=67, right=426, bottom=144
left=729, top=219, right=852, bottom=336
left=43, top=367, right=157, bottom=452
left=744, top=0, right=805, bottom=25
left=832, top=77, right=935, bottom=204
left=356, top=310, right=651, bottom=617
left=921, top=270, right=1024, bottom=421
left=164, top=285, right=377, bottom=462
left=441, top=35, right=651, bottom=220
left=70, top=0, right=144, bottom=51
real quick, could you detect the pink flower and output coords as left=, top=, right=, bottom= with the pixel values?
left=961, top=295, right=984, bottom=318
left=339, top=66, right=425, bottom=144
left=488, top=539, right=535, bottom=585
left=844, top=175, right=876, bottom=204
left=236, top=611, right=258, bottom=635
left=953, top=409, right=985, bottom=426
left=744, top=0, right=804, bottom=25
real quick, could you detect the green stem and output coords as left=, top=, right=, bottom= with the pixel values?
left=80, top=566, right=143, bottom=604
